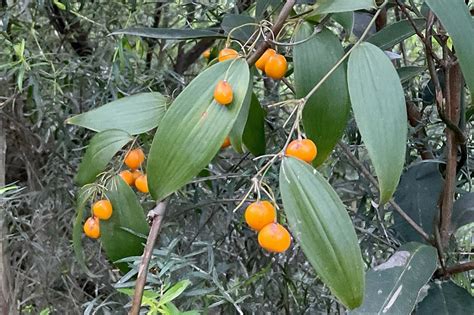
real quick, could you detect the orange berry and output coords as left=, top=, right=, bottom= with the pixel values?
left=124, top=148, right=145, bottom=170
left=83, top=216, right=100, bottom=239
left=131, top=170, right=143, bottom=183
left=135, top=174, right=149, bottom=193
left=92, top=199, right=113, bottom=220
left=285, top=139, right=317, bottom=163
left=119, top=170, right=134, bottom=186
left=221, top=136, right=231, bottom=149
left=264, top=54, right=287, bottom=80
left=255, top=48, right=276, bottom=71
left=202, top=48, right=211, bottom=59
left=218, top=48, right=238, bottom=62
left=258, top=223, right=291, bottom=253
left=214, top=80, right=233, bottom=105
left=244, top=201, right=276, bottom=231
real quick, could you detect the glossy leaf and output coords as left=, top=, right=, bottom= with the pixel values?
left=75, top=129, right=132, bottom=186
left=397, top=66, right=425, bottom=84
left=280, top=157, right=365, bottom=309
left=425, top=0, right=474, bottom=95
left=348, top=42, right=407, bottom=204
left=221, top=14, right=256, bottom=43
left=392, top=163, right=443, bottom=242
left=351, top=242, right=437, bottom=315
left=416, top=281, right=474, bottom=314
left=229, top=74, right=253, bottom=153
left=452, top=193, right=474, bottom=231
left=147, top=59, right=250, bottom=201
left=314, top=0, right=375, bottom=14
left=367, top=18, right=426, bottom=50
left=110, top=28, right=225, bottom=40
left=66, top=92, right=167, bottom=135
left=294, top=24, right=350, bottom=166
left=242, top=93, right=266, bottom=156
left=102, top=176, right=149, bottom=272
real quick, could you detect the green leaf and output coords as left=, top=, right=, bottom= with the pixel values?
left=72, top=187, right=99, bottom=278
left=280, top=157, right=365, bottom=309
left=347, top=42, right=407, bottom=204
left=148, top=59, right=250, bottom=201
left=242, top=93, right=266, bottom=156
left=392, top=163, right=442, bottom=242
left=66, top=92, right=167, bottom=135
left=397, top=66, right=425, bottom=84
left=157, top=280, right=192, bottom=307
left=367, top=18, right=426, bottom=50
left=294, top=24, right=350, bottom=166
left=75, top=129, right=132, bottom=186
left=221, top=14, right=256, bottom=43
left=110, top=28, right=225, bottom=40
left=256, top=0, right=280, bottom=18
left=229, top=73, right=253, bottom=153
left=452, top=193, right=474, bottom=231
left=102, top=176, right=150, bottom=272
left=416, top=281, right=474, bottom=314
left=350, top=242, right=438, bottom=315
left=314, top=0, right=375, bottom=14
left=332, top=12, right=354, bottom=38
left=425, top=0, right=474, bottom=96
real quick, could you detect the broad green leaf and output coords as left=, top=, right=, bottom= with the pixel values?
left=229, top=73, right=253, bottom=153
left=294, top=24, right=350, bottom=166
left=397, top=66, right=425, bottom=84
left=351, top=243, right=438, bottom=315
left=221, top=14, right=256, bottom=43
left=452, top=193, right=474, bottom=231
left=102, top=176, right=149, bottom=272
left=110, top=28, right=225, bottom=40
left=66, top=92, right=167, bottom=135
left=242, top=93, right=266, bottom=156
left=75, top=129, right=132, bottom=186
left=314, top=0, right=375, bottom=14
left=425, top=0, right=474, bottom=96
left=280, top=157, right=365, bottom=309
left=157, top=280, right=192, bottom=307
left=332, top=12, right=354, bottom=38
left=72, top=186, right=99, bottom=278
left=367, top=18, right=426, bottom=50
left=256, top=0, right=280, bottom=18
left=416, top=281, right=474, bottom=314
left=148, top=59, right=250, bottom=201
left=347, top=42, right=407, bottom=204
left=392, top=163, right=442, bottom=242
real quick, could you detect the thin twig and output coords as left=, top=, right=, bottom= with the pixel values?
left=337, top=142, right=432, bottom=243
left=439, top=261, right=474, bottom=276
left=130, top=201, right=168, bottom=315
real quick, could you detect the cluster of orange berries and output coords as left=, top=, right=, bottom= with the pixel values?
left=83, top=199, right=113, bottom=239
left=119, top=148, right=149, bottom=193
left=245, top=200, right=291, bottom=253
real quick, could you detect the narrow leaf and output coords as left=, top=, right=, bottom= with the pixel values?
left=102, top=176, right=150, bottom=272
left=110, top=28, right=225, bottom=40
left=75, top=129, right=132, bottom=186
left=351, top=243, right=438, bottom=315
left=242, top=93, right=266, bottom=156
left=425, top=0, right=474, bottom=95
left=367, top=18, right=426, bottom=50
left=416, top=281, right=474, bottom=314
left=66, top=92, right=167, bottom=135
left=348, top=42, right=407, bottom=204
left=229, top=74, right=253, bottom=153
left=221, top=14, right=256, bottom=43
left=314, top=0, right=375, bottom=14
left=147, top=59, right=250, bottom=201
left=294, top=24, right=350, bottom=166
left=157, top=280, right=192, bottom=307
left=397, top=66, right=425, bottom=84
left=280, top=157, right=365, bottom=309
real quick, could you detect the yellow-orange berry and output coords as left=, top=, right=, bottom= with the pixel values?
left=285, top=139, right=318, bottom=163
left=135, top=174, right=149, bottom=193
left=255, top=48, right=276, bottom=71
left=221, top=136, right=231, bottom=149
left=264, top=54, right=287, bottom=80
left=83, top=216, right=100, bottom=239
left=214, top=80, right=233, bottom=105
left=124, top=148, right=145, bottom=170
left=258, top=223, right=291, bottom=253
left=202, top=48, right=211, bottom=59
left=92, top=199, right=113, bottom=220
left=244, top=201, right=276, bottom=231
left=119, top=170, right=134, bottom=186
left=218, top=48, right=238, bottom=62
left=131, top=170, right=143, bottom=183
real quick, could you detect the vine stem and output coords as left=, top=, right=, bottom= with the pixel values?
left=130, top=201, right=168, bottom=315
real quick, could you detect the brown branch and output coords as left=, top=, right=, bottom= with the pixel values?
left=246, top=0, right=296, bottom=65
left=337, top=142, right=432, bottom=243
left=435, top=261, right=474, bottom=278
left=145, top=2, right=163, bottom=69
left=174, top=38, right=216, bottom=74
left=406, top=101, right=434, bottom=160
left=130, top=201, right=168, bottom=315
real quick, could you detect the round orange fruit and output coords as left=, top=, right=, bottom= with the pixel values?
left=285, top=139, right=317, bottom=163
left=214, top=80, right=233, bottom=105
left=83, top=216, right=100, bottom=239
left=218, top=48, right=238, bottom=62
left=258, top=223, right=291, bottom=253
left=124, top=148, right=145, bottom=170
left=119, top=170, right=134, bottom=186
left=244, top=201, right=276, bottom=231
left=255, top=48, right=276, bottom=71
left=92, top=199, right=113, bottom=220
left=264, top=54, right=287, bottom=80
left=135, top=174, right=149, bottom=193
